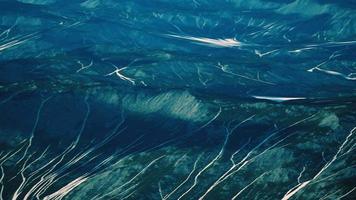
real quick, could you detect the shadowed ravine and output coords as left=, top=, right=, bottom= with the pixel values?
left=0, top=0, right=355, bottom=200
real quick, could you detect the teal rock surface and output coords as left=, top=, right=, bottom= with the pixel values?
left=0, top=0, right=355, bottom=199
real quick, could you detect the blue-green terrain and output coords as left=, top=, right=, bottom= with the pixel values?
left=0, top=0, right=355, bottom=199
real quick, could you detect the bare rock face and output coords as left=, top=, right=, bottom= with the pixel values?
left=319, top=112, right=340, bottom=130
